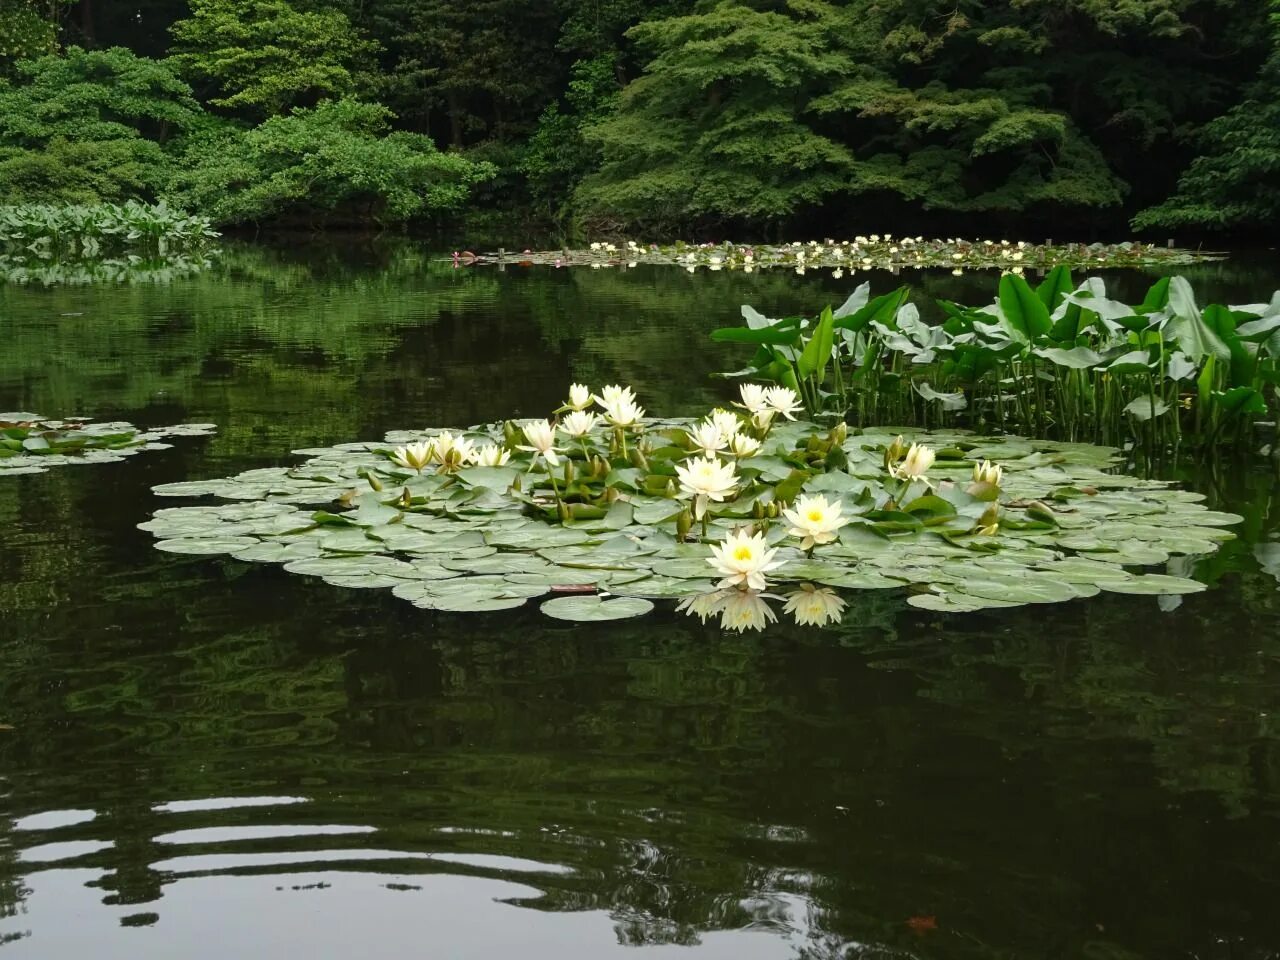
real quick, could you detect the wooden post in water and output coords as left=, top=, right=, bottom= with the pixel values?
left=1167, top=239, right=1175, bottom=248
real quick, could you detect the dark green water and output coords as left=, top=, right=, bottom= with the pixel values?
left=2, top=242, right=1279, bottom=959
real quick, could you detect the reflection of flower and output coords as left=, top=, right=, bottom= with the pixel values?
left=783, top=585, right=846, bottom=626
left=781, top=494, right=847, bottom=550
left=890, top=442, right=936, bottom=480
left=718, top=590, right=778, bottom=632
left=687, top=421, right=727, bottom=456
left=474, top=443, right=510, bottom=467
left=566, top=383, right=592, bottom=411
left=676, top=591, right=727, bottom=624
left=561, top=410, right=599, bottom=438
left=764, top=386, right=803, bottom=421
left=675, top=456, right=738, bottom=519
left=517, top=420, right=561, bottom=467
left=972, top=459, right=1003, bottom=486
left=389, top=441, right=434, bottom=473
left=708, top=527, right=783, bottom=590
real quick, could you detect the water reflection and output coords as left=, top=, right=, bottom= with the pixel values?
left=677, top=587, right=847, bottom=632
left=1, top=240, right=1279, bottom=958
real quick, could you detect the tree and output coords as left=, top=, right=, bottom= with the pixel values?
left=577, top=3, right=855, bottom=230
left=0, top=1, right=72, bottom=73
left=1134, top=0, right=1280, bottom=232
left=168, top=0, right=378, bottom=118
left=165, top=98, right=496, bottom=225
left=0, top=45, right=201, bottom=202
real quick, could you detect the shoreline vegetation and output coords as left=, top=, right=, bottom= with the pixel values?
left=0, top=2, right=1277, bottom=240
left=464, top=238, right=1223, bottom=271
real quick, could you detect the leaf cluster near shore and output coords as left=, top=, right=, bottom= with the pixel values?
left=142, top=410, right=1239, bottom=623
left=471, top=238, right=1220, bottom=272
left=0, top=415, right=216, bottom=476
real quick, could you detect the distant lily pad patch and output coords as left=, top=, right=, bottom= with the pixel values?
left=0, top=413, right=216, bottom=476
left=141, top=399, right=1238, bottom=624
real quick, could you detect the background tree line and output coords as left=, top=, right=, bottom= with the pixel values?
left=0, top=0, right=1275, bottom=237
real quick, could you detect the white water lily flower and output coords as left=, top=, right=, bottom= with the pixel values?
left=474, top=443, right=510, bottom=467
left=727, top=432, right=761, bottom=458
left=708, top=528, right=783, bottom=591
left=743, top=264, right=753, bottom=273
left=561, top=410, right=599, bottom=438
left=717, top=591, right=777, bottom=631
left=972, top=459, right=1003, bottom=486
left=705, top=408, right=738, bottom=436
left=675, top=455, right=738, bottom=519
left=687, top=420, right=727, bottom=456
left=430, top=431, right=466, bottom=464
left=751, top=408, right=776, bottom=431
left=594, top=384, right=636, bottom=409
left=590, top=241, right=601, bottom=251
left=435, top=435, right=478, bottom=473
left=1011, top=250, right=1024, bottom=261
left=891, top=442, right=936, bottom=480
left=566, top=383, right=592, bottom=411
left=764, top=386, right=803, bottom=421
left=736, top=383, right=770, bottom=415
left=517, top=420, right=561, bottom=467
left=783, top=585, right=846, bottom=627
left=389, top=440, right=434, bottom=473
left=685, top=252, right=697, bottom=263
left=832, top=268, right=844, bottom=279
left=602, top=396, right=644, bottom=427
left=781, top=493, right=847, bottom=550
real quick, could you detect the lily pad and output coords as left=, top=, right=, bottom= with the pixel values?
left=540, top=596, right=655, bottom=621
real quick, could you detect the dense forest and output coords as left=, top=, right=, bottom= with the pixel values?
left=0, top=0, right=1276, bottom=237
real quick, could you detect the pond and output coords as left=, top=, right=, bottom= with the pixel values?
left=1, top=240, right=1278, bottom=959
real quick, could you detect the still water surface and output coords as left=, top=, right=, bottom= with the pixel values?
left=1, top=242, right=1279, bottom=959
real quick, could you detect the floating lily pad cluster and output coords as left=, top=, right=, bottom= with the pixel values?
left=0, top=414, right=216, bottom=476
left=141, top=388, right=1240, bottom=624
left=471, top=237, right=1219, bottom=273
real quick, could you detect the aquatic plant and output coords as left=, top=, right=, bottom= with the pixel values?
left=0, top=202, right=218, bottom=256
left=468, top=238, right=1218, bottom=272
left=712, top=272, right=1280, bottom=453
left=0, top=415, right=216, bottom=476
left=141, top=387, right=1239, bottom=622
left=0, top=252, right=216, bottom=286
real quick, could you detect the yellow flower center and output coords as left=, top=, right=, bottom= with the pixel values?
left=807, top=509, right=824, bottom=523
left=733, top=545, right=754, bottom=562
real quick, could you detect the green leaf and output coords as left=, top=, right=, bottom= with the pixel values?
left=998, top=272, right=1052, bottom=340
left=1035, top=265, right=1073, bottom=312
left=540, top=595, right=655, bottom=621
left=1033, top=346, right=1103, bottom=369
left=797, top=305, right=835, bottom=383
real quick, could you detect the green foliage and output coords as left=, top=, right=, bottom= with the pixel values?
left=168, top=0, right=378, bottom=117
left=0, top=0, right=71, bottom=68
left=165, top=99, right=496, bottom=226
left=578, top=4, right=855, bottom=227
left=1135, top=1, right=1280, bottom=231
left=0, top=46, right=200, bottom=202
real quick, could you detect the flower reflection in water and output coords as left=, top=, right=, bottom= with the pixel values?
left=676, top=586, right=846, bottom=632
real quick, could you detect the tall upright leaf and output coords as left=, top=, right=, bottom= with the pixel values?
left=998, top=272, right=1052, bottom=340
left=798, top=306, right=835, bottom=382
left=1166, top=277, right=1231, bottom=362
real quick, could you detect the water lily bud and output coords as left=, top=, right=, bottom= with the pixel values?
left=629, top=447, right=649, bottom=471
left=676, top=507, right=693, bottom=540
left=558, top=501, right=571, bottom=523
left=512, top=474, right=522, bottom=492
left=767, top=500, right=780, bottom=519
left=604, top=485, right=621, bottom=503
left=665, top=478, right=677, bottom=497
left=563, top=459, right=575, bottom=484
left=594, top=456, right=610, bottom=479
left=752, top=499, right=766, bottom=520
left=503, top=420, right=520, bottom=446
left=399, top=487, right=412, bottom=508
left=366, top=472, right=383, bottom=492
left=832, top=422, right=848, bottom=445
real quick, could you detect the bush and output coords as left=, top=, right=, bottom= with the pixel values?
left=166, top=99, right=496, bottom=226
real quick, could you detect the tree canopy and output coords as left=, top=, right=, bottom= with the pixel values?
left=0, top=0, right=1271, bottom=234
